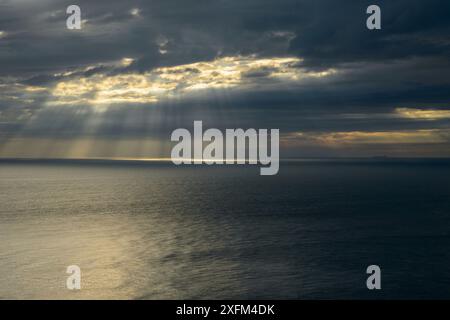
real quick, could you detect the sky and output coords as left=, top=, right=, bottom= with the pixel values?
left=0, top=0, right=450, bottom=159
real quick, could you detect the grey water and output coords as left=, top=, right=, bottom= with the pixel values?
left=1, top=159, right=450, bottom=299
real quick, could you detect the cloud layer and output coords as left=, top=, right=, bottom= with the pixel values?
left=1, top=0, right=450, bottom=158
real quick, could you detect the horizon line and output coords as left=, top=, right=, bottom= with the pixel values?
left=1, top=156, right=450, bottom=163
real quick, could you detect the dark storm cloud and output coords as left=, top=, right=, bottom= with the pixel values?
left=0, top=0, right=450, bottom=157
left=288, top=0, right=450, bottom=68
left=2, top=0, right=446, bottom=75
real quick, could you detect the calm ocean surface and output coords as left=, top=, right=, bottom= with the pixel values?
left=1, top=160, right=450, bottom=299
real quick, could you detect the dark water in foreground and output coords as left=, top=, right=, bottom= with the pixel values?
left=1, top=160, right=450, bottom=299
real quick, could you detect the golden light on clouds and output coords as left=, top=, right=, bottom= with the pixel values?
left=51, top=74, right=162, bottom=106
left=24, top=86, right=47, bottom=92
left=396, top=108, right=450, bottom=120
left=48, top=55, right=336, bottom=108
left=120, top=57, right=134, bottom=67
left=285, top=129, right=450, bottom=145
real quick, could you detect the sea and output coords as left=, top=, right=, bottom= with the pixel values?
left=1, top=159, right=450, bottom=299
